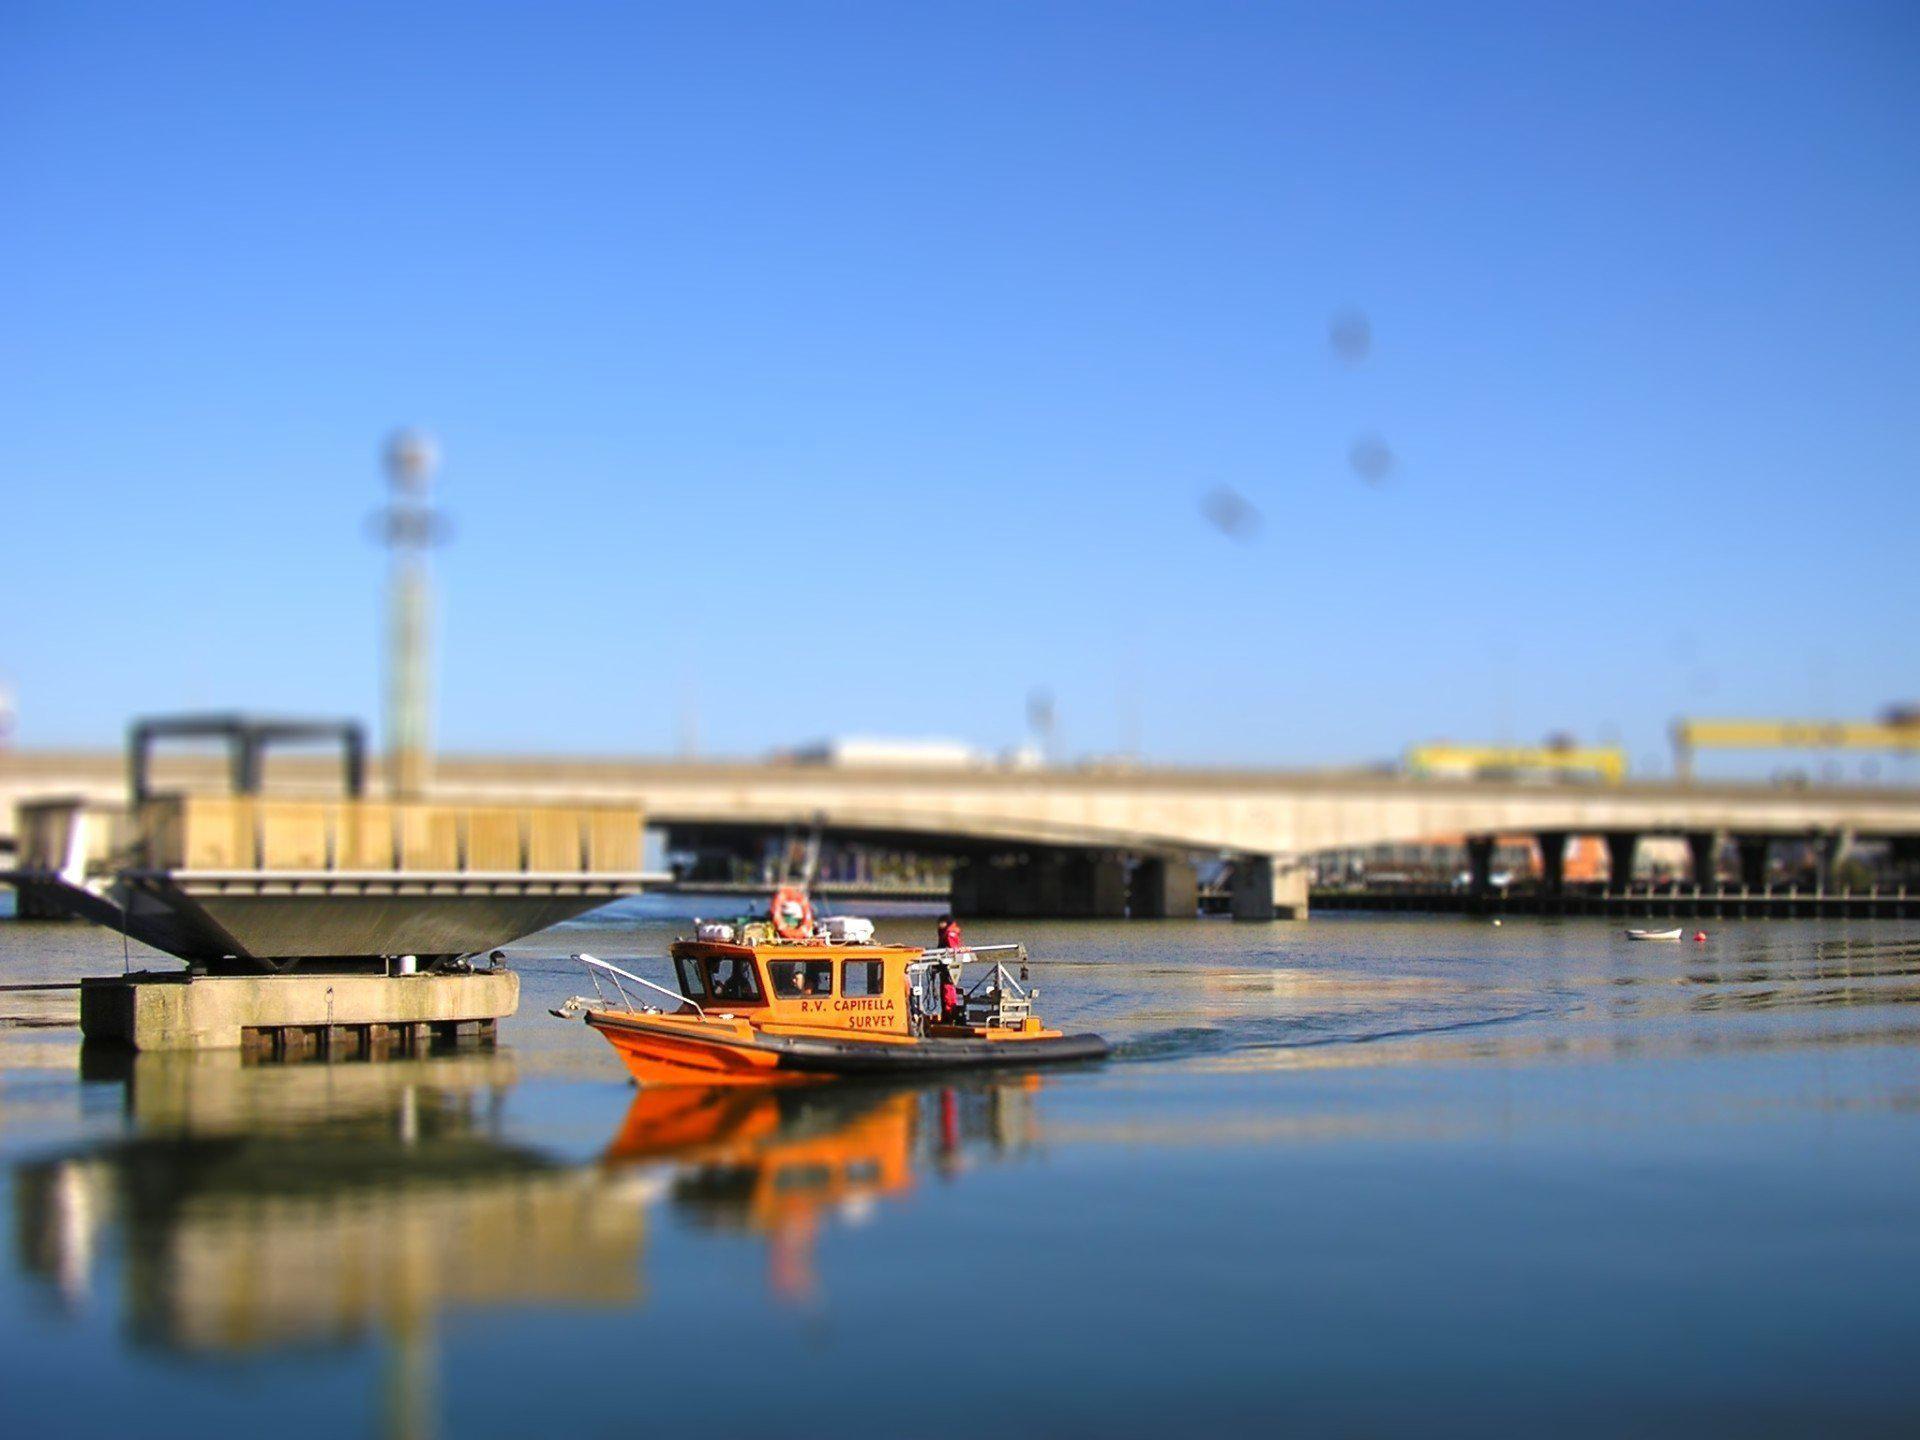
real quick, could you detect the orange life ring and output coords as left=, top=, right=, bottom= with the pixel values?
left=770, top=885, right=815, bottom=940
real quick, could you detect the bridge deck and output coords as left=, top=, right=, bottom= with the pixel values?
left=7, top=750, right=1920, bottom=859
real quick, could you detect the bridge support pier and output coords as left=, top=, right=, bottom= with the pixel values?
left=1129, top=858, right=1198, bottom=919
left=1686, top=831, right=1722, bottom=886
left=1016, top=853, right=1066, bottom=917
left=1888, top=837, right=1920, bottom=894
left=1062, top=854, right=1128, bottom=918
left=1604, top=832, right=1640, bottom=892
left=1465, top=837, right=1495, bottom=896
left=1736, top=835, right=1771, bottom=890
left=1536, top=832, right=1568, bottom=894
left=1816, top=829, right=1854, bottom=892
left=950, top=857, right=985, bottom=917
left=1230, top=855, right=1309, bottom=921
left=952, top=855, right=1049, bottom=918
left=951, top=852, right=1127, bottom=919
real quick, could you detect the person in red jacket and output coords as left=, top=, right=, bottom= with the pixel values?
left=939, top=966, right=962, bottom=1026
left=935, top=914, right=962, bottom=950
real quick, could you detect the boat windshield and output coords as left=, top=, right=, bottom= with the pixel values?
left=767, top=959, right=835, bottom=998
left=675, top=955, right=709, bottom=1000
left=702, top=955, right=764, bottom=1003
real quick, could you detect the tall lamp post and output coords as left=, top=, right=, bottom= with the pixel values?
left=374, top=429, right=446, bottom=798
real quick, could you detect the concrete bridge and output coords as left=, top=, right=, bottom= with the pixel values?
left=7, top=748, right=1920, bottom=919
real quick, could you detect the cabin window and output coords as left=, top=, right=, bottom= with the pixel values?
left=705, top=956, right=764, bottom=1003
left=676, top=955, right=708, bottom=999
left=767, top=959, right=834, bottom=998
left=841, top=960, right=886, bottom=996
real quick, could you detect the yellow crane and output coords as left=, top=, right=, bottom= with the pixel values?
left=1671, top=710, right=1920, bottom=779
left=1405, top=743, right=1628, bottom=785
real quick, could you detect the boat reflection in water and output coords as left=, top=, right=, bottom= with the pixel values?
left=603, top=1077, right=1044, bottom=1304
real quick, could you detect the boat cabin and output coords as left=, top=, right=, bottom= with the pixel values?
left=670, top=940, right=922, bottom=1034
left=665, top=938, right=1043, bottom=1037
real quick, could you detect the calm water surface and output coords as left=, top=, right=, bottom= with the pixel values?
left=4, top=900, right=1920, bottom=1437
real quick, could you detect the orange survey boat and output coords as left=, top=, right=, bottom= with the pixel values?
left=554, top=914, right=1108, bottom=1086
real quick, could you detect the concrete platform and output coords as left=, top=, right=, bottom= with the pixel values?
left=80, top=968, right=519, bottom=1053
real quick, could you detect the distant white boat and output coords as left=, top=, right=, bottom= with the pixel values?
left=1625, top=927, right=1684, bottom=942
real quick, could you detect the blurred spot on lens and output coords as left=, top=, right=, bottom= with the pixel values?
left=1349, top=434, right=1394, bottom=484
left=1328, top=308, right=1372, bottom=365
left=1199, top=485, right=1261, bottom=540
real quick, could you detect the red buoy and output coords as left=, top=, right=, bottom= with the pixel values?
left=1693, top=930, right=1708, bottom=943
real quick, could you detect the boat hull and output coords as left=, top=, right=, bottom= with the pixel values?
left=587, top=1010, right=1109, bottom=1087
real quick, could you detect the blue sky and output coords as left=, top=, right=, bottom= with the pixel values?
left=3, top=1, right=1917, bottom=777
